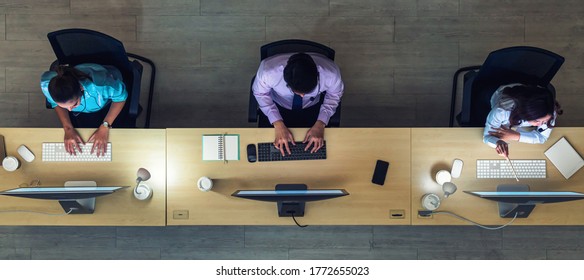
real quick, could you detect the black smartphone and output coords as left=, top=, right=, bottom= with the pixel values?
left=372, top=160, right=390, bottom=185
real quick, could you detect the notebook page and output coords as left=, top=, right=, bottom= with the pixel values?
left=202, top=134, right=240, bottom=161
left=202, top=135, right=223, bottom=161
left=224, top=135, right=240, bottom=160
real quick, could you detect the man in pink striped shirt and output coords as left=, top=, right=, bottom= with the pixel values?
left=252, top=53, right=344, bottom=156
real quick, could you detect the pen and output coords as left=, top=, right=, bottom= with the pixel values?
left=505, top=156, right=519, bottom=181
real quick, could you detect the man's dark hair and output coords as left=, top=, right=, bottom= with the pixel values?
left=283, top=53, right=318, bottom=94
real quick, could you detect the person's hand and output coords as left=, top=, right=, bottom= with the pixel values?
left=304, top=121, right=325, bottom=153
left=88, top=125, right=109, bottom=156
left=488, top=125, right=520, bottom=141
left=273, top=120, right=295, bottom=156
left=495, top=140, right=509, bottom=158
left=63, top=127, right=85, bottom=155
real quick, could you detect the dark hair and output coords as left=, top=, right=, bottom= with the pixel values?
left=48, top=65, right=92, bottom=103
left=283, top=53, right=318, bottom=94
left=503, top=85, right=563, bottom=127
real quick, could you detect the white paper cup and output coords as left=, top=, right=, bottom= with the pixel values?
left=2, top=156, right=20, bottom=172
left=435, top=170, right=452, bottom=185
left=197, top=176, right=213, bottom=192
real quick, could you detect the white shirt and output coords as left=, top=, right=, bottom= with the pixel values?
left=483, top=84, right=554, bottom=148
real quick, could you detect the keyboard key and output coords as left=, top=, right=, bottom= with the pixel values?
left=477, top=159, right=546, bottom=179
left=42, top=142, right=112, bottom=162
left=257, top=141, right=326, bottom=162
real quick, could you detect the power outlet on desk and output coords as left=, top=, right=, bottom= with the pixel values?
left=173, top=210, right=189, bottom=219
left=417, top=210, right=434, bottom=219
left=389, top=209, right=405, bottom=219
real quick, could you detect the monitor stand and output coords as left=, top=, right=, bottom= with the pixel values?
left=497, top=184, right=535, bottom=218
left=276, top=184, right=307, bottom=217
left=62, top=181, right=97, bottom=214
left=59, top=199, right=95, bottom=214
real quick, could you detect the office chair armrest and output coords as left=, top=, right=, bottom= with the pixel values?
left=459, top=70, right=480, bottom=126
left=128, top=53, right=156, bottom=128
left=328, top=102, right=341, bottom=127
left=128, top=60, right=143, bottom=118
left=450, top=65, right=481, bottom=127
left=248, top=76, right=258, bottom=123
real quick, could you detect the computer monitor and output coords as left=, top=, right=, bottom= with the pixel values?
left=231, top=184, right=349, bottom=217
left=0, top=186, right=127, bottom=214
left=464, top=184, right=584, bottom=218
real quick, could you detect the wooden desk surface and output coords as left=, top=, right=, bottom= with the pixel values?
left=411, top=128, right=584, bottom=225
left=167, top=128, right=411, bottom=225
left=0, top=128, right=166, bottom=226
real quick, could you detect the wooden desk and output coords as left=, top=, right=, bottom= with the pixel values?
left=411, top=128, right=584, bottom=225
left=167, top=128, right=411, bottom=225
left=0, top=128, right=166, bottom=226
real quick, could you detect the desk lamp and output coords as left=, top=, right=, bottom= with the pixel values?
left=442, top=182, right=457, bottom=198
left=134, top=168, right=152, bottom=200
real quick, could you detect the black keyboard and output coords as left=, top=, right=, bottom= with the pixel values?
left=257, top=141, right=327, bottom=162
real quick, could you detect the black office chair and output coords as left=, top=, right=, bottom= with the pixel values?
left=45, top=28, right=156, bottom=128
left=248, top=39, right=342, bottom=128
left=449, top=46, right=564, bottom=127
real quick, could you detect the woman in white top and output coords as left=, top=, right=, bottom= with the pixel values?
left=484, top=83, right=563, bottom=157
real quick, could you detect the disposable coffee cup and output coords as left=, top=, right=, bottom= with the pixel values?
left=197, top=176, right=213, bottom=192
left=435, top=170, right=452, bottom=185
left=2, top=156, right=20, bottom=172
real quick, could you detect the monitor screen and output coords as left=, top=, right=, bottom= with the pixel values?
left=464, top=184, right=584, bottom=218
left=0, top=186, right=127, bottom=214
left=232, top=184, right=349, bottom=217
left=0, top=186, right=125, bottom=200
left=232, top=189, right=348, bottom=202
left=464, top=191, right=584, bottom=204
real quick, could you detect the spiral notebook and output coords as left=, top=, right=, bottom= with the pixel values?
left=202, top=134, right=240, bottom=161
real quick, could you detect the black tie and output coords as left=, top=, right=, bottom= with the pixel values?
left=292, top=94, right=303, bottom=110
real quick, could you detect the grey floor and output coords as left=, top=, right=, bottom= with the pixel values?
left=2, top=1, right=584, bottom=260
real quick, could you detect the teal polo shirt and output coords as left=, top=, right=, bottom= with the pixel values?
left=40, top=63, right=128, bottom=113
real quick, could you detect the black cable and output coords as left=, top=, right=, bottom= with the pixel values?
left=291, top=213, right=307, bottom=228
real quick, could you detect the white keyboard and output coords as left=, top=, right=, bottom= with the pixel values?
left=477, top=159, right=546, bottom=179
left=42, top=142, right=112, bottom=162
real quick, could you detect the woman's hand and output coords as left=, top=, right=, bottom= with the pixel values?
left=273, top=120, right=295, bottom=156
left=495, top=140, right=509, bottom=158
left=88, top=126, right=109, bottom=156
left=64, top=127, right=85, bottom=155
left=304, top=121, right=325, bottom=153
left=488, top=125, right=520, bottom=141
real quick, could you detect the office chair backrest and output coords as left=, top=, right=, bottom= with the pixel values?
left=260, top=39, right=335, bottom=61
left=474, top=46, right=564, bottom=88
left=46, top=28, right=149, bottom=128
left=47, top=29, right=134, bottom=84
left=462, top=46, right=564, bottom=127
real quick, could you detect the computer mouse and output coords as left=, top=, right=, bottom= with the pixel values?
left=17, top=145, right=35, bottom=162
left=451, top=159, right=464, bottom=178
left=247, top=144, right=257, bottom=163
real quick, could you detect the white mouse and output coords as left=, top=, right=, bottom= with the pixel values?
left=17, top=145, right=35, bottom=162
left=451, top=159, right=464, bottom=178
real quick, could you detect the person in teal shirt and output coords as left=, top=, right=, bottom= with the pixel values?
left=40, top=63, right=128, bottom=156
